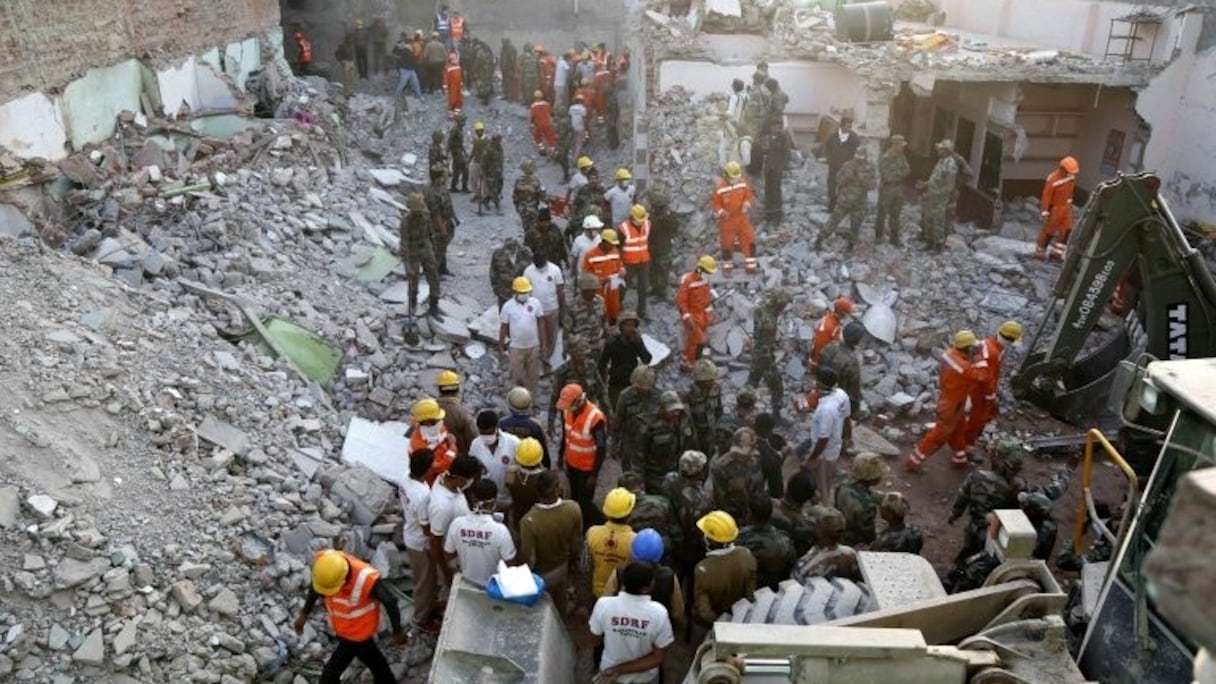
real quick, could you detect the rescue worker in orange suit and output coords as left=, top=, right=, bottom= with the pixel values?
left=294, top=549, right=406, bottom=684
left=409, top=397, right=457, bottom=485
left=443, top=52, right=464, bottom=114
left=619, top=204, right=652, bottom=320
left=591, top=61, right=614, bottom=121
left=530, top=90, right=557, bottom=155
left=539, top=47, right=558, bottom=103
left=712, top=161, right=756, bottom=262
left=1036, top=156, right=1079, bottom=260
left=905, top=330, right=988, bottom=471
left=677, top=255, right=718, bottom=369
left=292, top=30, right=314, bottom=75
left=557, top=383, right=609, bottom=526
left=810, top=297, right=856, bottom=371
left=962, top=321, right=1023, bottom=447
left=582, top=228, right=626, bottom=325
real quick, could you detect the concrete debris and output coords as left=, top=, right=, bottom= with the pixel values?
left=71, top=628, right=105, bottom=666
left=53, top=557, right=110, bottom=588
left=208, top=587, right=240, bottom=617
left=25, top=493, right=58, bottom=520
left=197, top=415, right=251, bottom=456
left=112, top=619, right=139, bottom=656
left=170, top=579, right=204, bottom=613
left=861, top=302, right=898, bottom=344
left=0, top=204, right=34, bottom=238
left=0, top=486, right=19, bottom=528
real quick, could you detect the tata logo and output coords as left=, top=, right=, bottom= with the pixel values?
left=1168, top=304, right=1187, bottom=359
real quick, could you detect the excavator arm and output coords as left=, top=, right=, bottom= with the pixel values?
left=1014, top=172, right=1216, bottom=428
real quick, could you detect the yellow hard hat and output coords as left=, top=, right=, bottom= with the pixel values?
left=614, top=168, right=632, bottom=181
left=697, top=255, right=718, bottom=273
left=601, top=228, right=620, bottom=245
left=724, top=161, right=743, bottom=179
left=602, top=487, right=636, bottom=518
left=512, top=276, right=533, bottom=294
left=953, top=329, right=980, bottom=349
left=696, top=510, right=739, bottom=543
left=473, top=121, right=486, bottom=132
left=533, top=89, right=544, bottom=99
left=436, top=369, right=460, bottom=391
left=576, top=156, right=594, bottom=170
left=516, top=437, right=543, bottom=467
left=411, top=397, right=446, bottom=423
left=998, top=321, right=1023, bottom=342
left=312, top=550, right=350, bottom=596
left=630, top=204, right=648, bottom=221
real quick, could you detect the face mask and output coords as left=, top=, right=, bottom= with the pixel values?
left=515, top=294, right=529, bottom=304
left=532, top=257, right=546, bottom=269
left=420, top=423, right=443, bottom=442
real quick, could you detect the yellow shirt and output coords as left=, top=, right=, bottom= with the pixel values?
left=585, top=521, right=636, bottom=597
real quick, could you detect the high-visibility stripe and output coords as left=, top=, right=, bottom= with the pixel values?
left=941, top=351, right=965, bottom=373
left=1051, top=178, right=1074, bottom=187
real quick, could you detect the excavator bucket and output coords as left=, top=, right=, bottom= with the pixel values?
left=428, top=575, right=574, bottom=682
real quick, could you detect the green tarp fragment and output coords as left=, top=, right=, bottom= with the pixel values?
left=356, top=246, right=401, bottom=282
left=241, top=316, right=342, bottom=384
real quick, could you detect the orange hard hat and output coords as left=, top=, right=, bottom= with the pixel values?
left=833, top=297, right=856, bottom=315
left=556, top=383, right=585, bottom=411
left=1060, top=156, right=1079, bottom=174
left=533, top=44, right=547, bottom=53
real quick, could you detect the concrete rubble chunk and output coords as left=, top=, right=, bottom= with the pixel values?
left=209, top=587, right=240, bottom=617
left=54, top=557, right=110, bottom=588
left=48, top=624, right=70, bottom=650
left=170, top=579, right=204, bottom=612
left=368, top=168, right=407, bottom=187
left=113, top=619, right=139, bottom=656
left=862, top=302, right=898, bottom=344
left=72, top=628, right=105, bottom=665
left=0, top=204, right=33, bottom=238
left=0, top=486, right=17, bottom=528
left=94, top=237, right=135, bottom=268
left=340, top=417, right=409, bottom=486
left=329, top=463, right=398, bottom=525
left=26, top=493, right=57, bottom=520
left=852, top=425, right=902, bottom=457
left=197, top=415, right=251, bottom=455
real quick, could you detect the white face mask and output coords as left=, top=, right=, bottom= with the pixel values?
left=515, top=294, right=529, bottom=304
left=420, top=423, right=444, bottom=443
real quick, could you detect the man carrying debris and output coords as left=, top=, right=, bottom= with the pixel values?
left=499, top=277, right=547, bottom=397
left=619, top=204, right=653, bottom=320
left=918, top=139, right=959, bottom=252
left=529, top=90, right=557, bottom=155
left=635, top=391, right=695, bottom=494
left=905, top=330, right=987, bottom=471
left=676, top=255, right=717, bottom=370
left=824, top=115, right=860, bottom=213
left=566, top=271, right=608, bottom=359
left=581, top=228, right=626, bottom=325
left=874, top=134, right=910, bottom=245
left=833, top=452, right=886, bottom=547
left=599, top=310, right=653, bottom=407
left=399, top=193, right=441, bottom=319
left=424, top=167, right=459, bottom=276
left=820, top=148, right=876, bottom=249
left=647, top=189, right=679, bottom=301
left=810, top=297, right=855, bottom=371
left=560, top=384, right=610, bottom=528
left=712, top=162, right=757, bottom=262
left=871, top=492, right=923, bottom=555
left=611, top=365, right=661, bottom=472
left=962, top=320, right=1022, bottom=448
left=447, top=113, right=469, bottom=193
left=512, top=159, right=545, bottom=233
left=410, top=397, right=458, bottom=485
left=1036, top=156, right=1079, bottom=260
left=684, top=359, right=724, bottom=457
left=294, top=549, right=406, bottom=683
left=710, top=427, right=768, bottom=525
left=749, top=290, right=792, bottom=422
left=435, top=370, right=477, bottom=456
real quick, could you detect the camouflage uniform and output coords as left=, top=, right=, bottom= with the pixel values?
left=647, top=193, right=679, bottom=299
left=741, top=81, right=770, bottom=139
left=423, top=179, right=458, bottom=274
left=428, top=130, right=449, bottom=177
left=748, top=292, right=789, bottom=415
left=771, top=499, right=817, bottom=557
left=524, top=221, right=568, bottom=269
left=489, top=239, right=525, bottom=306
left=448, top=119, right=469, bottom=193
left=683, top=377, right=723, bottom=457
left=823, top=155, right=876, bottom=244
left=662, top=470, right=712, bottom=573
left=554, top=113, right=573, bottom=184
left=713, top=412, right=747, bottom=460
left=513, top=164, right=544, bottom=234
left=945, top=152, right=974, bottom=235
left=635, top=398, right=695, bottom=494
left=473, top=39, right=495, bottom=105
left=949, top=464, right=1023, bottom=562
left=398, top=193, right=440, bottom=316
left=500, top=39, right=518, bottom=103
left=791, top=506, right=861, bottom=583
left=611, top=382, right=660, bottom=472
left=627, top=488, right=683, bottom=559
left=547, top=344, right=609, bottom=429
left=710, top=441, right=767, bottom=524
left=874, top=143, right=911, bottom=245
left=1020, top=491, right=1059, bottom=561
left=820, top=340, right=861, bottom=418
left=565, top=275, right=607, bottom=358
left=922, top=151, right=958, bottom=250
left=482, top=136, right=505, bottom=213
left=737, top=523, right=796, bottom=590
left=946, top=550, right=1001, bottom=592
left=872, top=523, right=924, bottom=554
left=833, top=475, right=881, bottom=547
left=570, top=180, right=607, bottom=239
left=519, top=47, right=540, bottom=108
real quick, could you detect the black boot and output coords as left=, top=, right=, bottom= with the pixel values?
left=427, top=298, right=442, bottom=318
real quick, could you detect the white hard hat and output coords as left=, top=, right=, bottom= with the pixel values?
left=582, top=215, right=604, bottom=230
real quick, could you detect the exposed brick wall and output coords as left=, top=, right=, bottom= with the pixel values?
left=0, top=0, right=280, bottom=102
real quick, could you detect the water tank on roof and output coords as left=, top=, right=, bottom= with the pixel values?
left=836, top=1, right=895, bottom=43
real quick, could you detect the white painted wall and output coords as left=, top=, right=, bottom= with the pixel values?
left=0, top=93, right=67, bottom=160
left=158, top=55, right=243, bottom=117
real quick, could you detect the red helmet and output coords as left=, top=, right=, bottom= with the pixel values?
left=833, top=297, right=856, bottom=316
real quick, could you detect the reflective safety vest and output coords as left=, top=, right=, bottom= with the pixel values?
left=974, top=336, right=1005, bottom=399
left=451, top=16, right=465, bottom=41
left=582, top=245, right=623, bottom=284
left=810, top=312, right=842, bottom=364
left=411, top=427, right=456, bottom=486
left=564, top=401, right=606, bottom=472
left=676, top=271, right=712, bottom=319
left=435, top=12, right=450, bottom=33
left=619, top=219, right=651, bottom=265
left=317, top=552, right=382, bottom=642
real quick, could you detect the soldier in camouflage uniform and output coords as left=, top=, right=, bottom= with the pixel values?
left=710, top=427, right=768, bottom=525
left=398, top=193, right=441, bottom=318
left=472, top=38, right=495, bottom=105
left=647, top=189, right=679, bottom=300
left=500, top=39, right=518, bottom=103
left=428, top=129, right=449, bottom=178
left=482, top=134, right=505, bottom=215
left=714, top=390, right=756, bottom=458
left=610, top=365, right=660, bottom=472
left=791, top=505, right=862, bottom=583
left=513, top=159, right=545, bottom=234
left=1019, top=490, right=1058, bottom=561
left=489, top=238, right=525, bottom=307
left=833, top=452, right=886, bottom=548
left=748, top=290, right=791, bottom=420
left=948, top=439, right=1025, bottom=563
left=871, top=492, right=923, bottom=554
left=737, top=495, right=796, bottom=590
left=569, top=168, right=607, bottom=239
left=918, top=139, right=958, bottom=252
left=662, top=450, right=713, bottom=625
left=547, top=337, right=609, bottom=431
left=945, top=149, right=974, bottom=235
left=819, top=322, right=865, bottom=422
left=820, top=148, right=876, bottom=249
left=565, top=273, right=607, bottom=359
left=618, top=471, right=682, bottom=561
left=772, top=469, right=818, bottom=557
left=741, top=72, right=770, bottom=140
left=683, top=359, right=724, bottom=456
left=424, top=167, right=459, bottom=276
left=448, top=114, right=469, bottom=194
left=524, top=207, right=568, bottom=268
left=469, top=123, right=489, bottom=204
left=554, top=110, right=573, bottom=184
left=873, top=134, right=911, bottom=246
left=519, top=43, right=540, bottom=110
left=634, top=391, right=694, bottom=494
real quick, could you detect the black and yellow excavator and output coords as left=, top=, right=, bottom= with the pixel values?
left=1013, top=172, right=1216, bottom=473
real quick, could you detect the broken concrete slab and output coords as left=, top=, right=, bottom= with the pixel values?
left=0, top=204, right=33, bottom=238
left=378, top=280, right=428, bottom=304
left=0, top=486, right=20, bottom=528
left=853, top=424, right=901, bottom=457
left=643, top=333, right=672, bottom=367
left=25, top=493, right=57, bottom=520
left=862, top=302, right=897, bottom=344
left=72, top=628, right=105, bottom=666
left=94, top=237, right=135, bottom=268
left=972, top=235, right=1035, bottom=259
left=54, top=557, right=111, bottom=588
left=368, top=186, right=407, bottom=210
left=112, top=619, right=139, bottom=656
left=340, top=417, right=409, bottom=487
left=368, top=168, right=407, bottom=187
left=978, top=289, right=1030, bottom=316
left=329, top=463, right=398, bottom=525
left=197, top=415, right=251, bottom=456
left=290, top=448, right=323, bottom=480
left=171, top=579, right=204, bottom=612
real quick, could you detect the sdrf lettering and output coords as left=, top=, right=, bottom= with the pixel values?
left=1168, top=304, right=1187, bottom=359
left=460, top=529, right=492, bottom=540
left=611, top=617, right=651, bottom=629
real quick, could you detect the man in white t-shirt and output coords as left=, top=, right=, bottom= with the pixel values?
left=469, top=409, right=520, bottom=510
left=796, top=366, right=851, bottom=507
left=444, top=478, right=518, bottom=586
left=570, top=95, right=589, bottom=161
left=589, top=561, right=675, bottom=683
left=522, top=252, right=565, bottom=369
left=428, top=455, right=481, bottom=590
left=399, top=448, right=441, bottom=633
left=500, top=276, right=547, bottom=397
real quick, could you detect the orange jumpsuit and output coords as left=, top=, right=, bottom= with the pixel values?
left=676, top=270, right=713, bottom=366
left=912, top=347, right=987, bottom=467
left=410, top=427, right=457, bottom=486
left=1036, top=168, right=1076, bottom=252
left=591, top=68, right=614, bottom=119
left=540, top=56, right=557, bottom=102
left=810, top=311, right=843, bottom=368
left=582, top=244, right=624, bottom=325
left=530, top=99, right=556, bottom=151
left=712, top=178, right=756, bottom=258
left=444, top=64, right=464, bottom=112
left=963, top=335, right=1005, bottom=446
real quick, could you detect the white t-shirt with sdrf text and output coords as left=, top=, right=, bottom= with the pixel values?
left=810, top=386, right=851, bottom=462
left=522, top=263, right=564, bottom=315
left=444, top=513, right=517, bottom=586
left=500, top=296, right=544, bottom=349
left=398, top=478, right=432, bottom=551
left=589, top=592, right=675, bottom=683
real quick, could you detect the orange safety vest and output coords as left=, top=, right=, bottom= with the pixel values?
left=810, top=312, right=842, bottom=364
left=973, top=336, right=1005, bottom=399
left=712, top=179, right=753, bottom=218
left=619, top=219, right=651, bottom=265
left=1040, top=168, right=1076, bottom=231
left=451, top=16, right=465, bottom=41
left=411, top=428, right=456, bottom=486
left=564, top=401, right=606, bottom=472
left=317, top=552, right=382, bottom=642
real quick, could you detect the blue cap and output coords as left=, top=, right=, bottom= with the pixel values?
left=631, top=528, right=664, bottom=563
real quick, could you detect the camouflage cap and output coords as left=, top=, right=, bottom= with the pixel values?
left=617, top=470, right=644, bottom=491
left=735, top=390, right=757, bottom=408
left=520, top=159, right=536, bottom=173
left=851, top=452, right=887, bottom=481
left=406, top=192, right=427, bottom=211
left=767, top=289, right=792, bottom=309
left=660, top=390, right=686, bottom=411
left=991, top=439, right=1024, bottom=472
left=630, top=365, right=656, bottom=391
left=692, top=358, right=718, bottom=382
left=618, top=310, right=640, bottom=325
left=1018, top=491, right=1053, bottom=516
left=454, top=111, right=467, bottom=123
left=732, top=427, right=758, bottom=453
left=649, top=190, right=669, bottom=206
left=812, top=505, right=846, bottom=534
left=577, top=273, right=600, bottom=291
left=879, top=491, right=910, bottom=518
left=679, top=450, right=708, bottom=476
